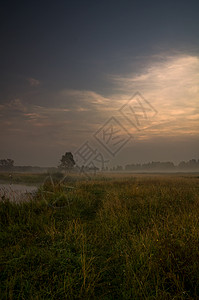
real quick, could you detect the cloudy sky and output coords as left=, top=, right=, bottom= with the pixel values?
left=0, top=0, right=199, bottom=167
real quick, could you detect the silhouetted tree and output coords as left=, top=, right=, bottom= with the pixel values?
left=0, top=158, right=14, bottom=170
left=59, top=152, right=75, bottom=172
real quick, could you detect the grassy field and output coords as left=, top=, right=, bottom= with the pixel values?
left=0, top=173, right=199, bottom=299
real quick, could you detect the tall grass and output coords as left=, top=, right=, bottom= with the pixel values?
left=0, top=175, right=199, bottom=299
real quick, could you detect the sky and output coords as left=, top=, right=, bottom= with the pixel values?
left=0, top=0, right=199, bottom=167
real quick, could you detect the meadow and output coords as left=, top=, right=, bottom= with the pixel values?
left=0, top=173, right=199, bottom=299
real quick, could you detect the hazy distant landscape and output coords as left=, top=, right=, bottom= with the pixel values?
left=1, top=157, right=199, bottom=174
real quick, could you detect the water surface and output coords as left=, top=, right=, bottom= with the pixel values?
left=0, top=183, right=37, bottom=202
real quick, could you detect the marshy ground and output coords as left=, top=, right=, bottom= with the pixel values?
left=0, top=173, right=199, bottom=299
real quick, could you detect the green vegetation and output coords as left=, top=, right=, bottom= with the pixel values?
left=0, top=174, right=199, bottom=299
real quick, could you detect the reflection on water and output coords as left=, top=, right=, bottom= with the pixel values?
left=0, top=184, right=37, bottom=202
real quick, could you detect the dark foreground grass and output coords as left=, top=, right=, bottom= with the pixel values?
left=0, top=175, right=199, bottom=299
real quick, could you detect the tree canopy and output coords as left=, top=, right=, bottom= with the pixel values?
left=0, top=159, right=14, bottom=170
left=59, top=152, right=75, bottom=171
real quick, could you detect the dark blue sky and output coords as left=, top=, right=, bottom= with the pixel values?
left=0, top=0, right=199, bottom=166
left=1, top=0, right=199, bottom=96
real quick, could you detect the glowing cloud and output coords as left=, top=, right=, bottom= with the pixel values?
left=110, top=54, right=199, bottom=139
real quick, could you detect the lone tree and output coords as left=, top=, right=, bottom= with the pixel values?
left=59, top=152, right=75, bottom=172
left=0, top=159, right=14, bottom=170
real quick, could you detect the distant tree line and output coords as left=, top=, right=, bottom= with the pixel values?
left=124, top=159, right=199, bottom=171
left=1, top=156, right=199, bottom=173
left=0, top=158, right=57, bottom=173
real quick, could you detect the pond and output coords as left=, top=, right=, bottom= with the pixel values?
left=0, top=183, right=38, bottom=202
